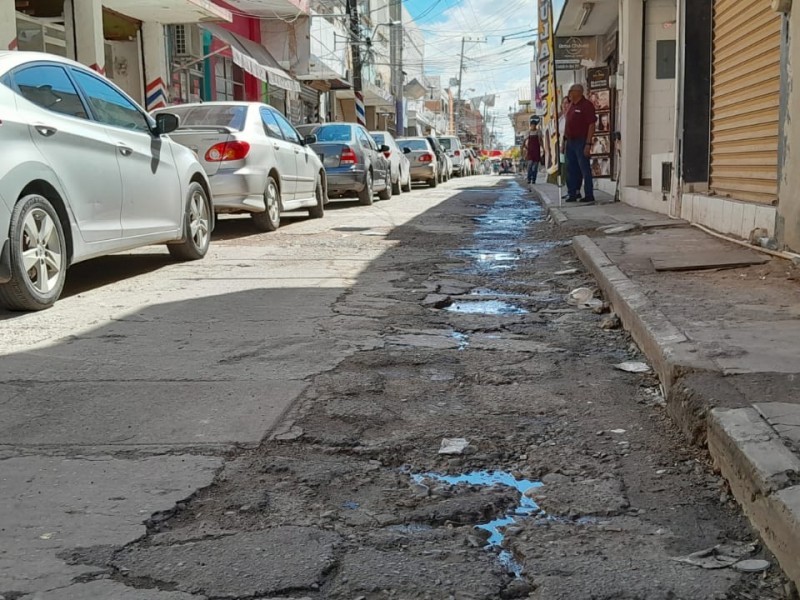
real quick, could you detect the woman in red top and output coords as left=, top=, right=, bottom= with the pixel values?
left=522, top=120, right=543, bottom=184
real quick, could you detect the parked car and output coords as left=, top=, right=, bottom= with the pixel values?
left=370, top=130, right=411, bottom=195
left=425, top=136, right=450, bottom=183
left=0, top=52, right=213, bottom=311
left=397, top=137, right=438, bottom=188
left=438, top=135, right=466, bottom=177
left=153, top=102, right=326, bottom=232
left=464, top=148, right=478, bottom=176
left=305, top=123, right=391, bottom=205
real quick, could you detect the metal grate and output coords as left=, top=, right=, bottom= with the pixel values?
left=661, top=161, right=673, bottom=193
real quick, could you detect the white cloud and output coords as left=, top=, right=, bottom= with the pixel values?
left=413, top=0, right=536, bottom=146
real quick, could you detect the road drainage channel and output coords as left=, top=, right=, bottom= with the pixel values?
left=410, top=470, right=543, bottom=577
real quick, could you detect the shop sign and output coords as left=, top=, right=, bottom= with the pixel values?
left=554, top=36, right=599, bottom=70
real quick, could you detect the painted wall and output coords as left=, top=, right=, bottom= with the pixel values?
left=778, top=8, right=799, bottom=251
left=639, top=0, right=676, bottom=181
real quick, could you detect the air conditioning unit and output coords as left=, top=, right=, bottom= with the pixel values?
left=172, top=24, right=201, bottom=58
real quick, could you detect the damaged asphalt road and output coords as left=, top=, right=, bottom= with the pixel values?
left=1, top=177, right=789, bottom=599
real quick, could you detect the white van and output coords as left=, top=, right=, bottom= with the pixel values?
left=437, top=135, right=465, bottom=176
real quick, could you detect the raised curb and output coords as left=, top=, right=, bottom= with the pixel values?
left=570, top=232, right=800, bottom=589
left=549, top=206, right=568, bottom=225
left=708, top=407, right=800, bottom=588
left=571, top=235, right=713, bottom=392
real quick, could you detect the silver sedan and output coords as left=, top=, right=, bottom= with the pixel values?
left=156, top=102, right=327, bottom=232
left=0, top=52, right=213, bottom=311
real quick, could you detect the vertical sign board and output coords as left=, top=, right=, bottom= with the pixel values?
left=586, top=66, right=612, bottom=178
left=538, top=0, right=559, bottom=174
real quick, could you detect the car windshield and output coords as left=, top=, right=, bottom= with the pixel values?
left=438, top=138, right=454, bottom=150
left=168, top=105, right=247, bottom=131
left=399, top=139, right=429, bottom=151
left=371, top=133, right=385, bottom=145
left=315, top=124, right=353, bottom=143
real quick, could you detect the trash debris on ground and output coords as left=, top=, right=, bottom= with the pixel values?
left=600, top=314, right=621, bottom=330
left=597, top=223, right=639, bottom=235
left=554, top=268, right=579, bottom=276
left=614, top=361, right=652, bottom=374
left=732, top=559, right=771, bottom=573
left=609, top=429, right=627, bottom=435
left=567, top=287, right=604, bottom=310
left=438, top=438, right=470, bottom=455
left=672, top=541, right=758, bottom=570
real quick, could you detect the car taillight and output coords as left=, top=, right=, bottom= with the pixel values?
left=383, top=150, right=391, bottom=158
left=454, top=150, right=460, bottom=156
left=205, top=141, right=250, bottom=162
left=340, top=146, right=357, bottom=166
left=419, top=153, right=433, bottom=163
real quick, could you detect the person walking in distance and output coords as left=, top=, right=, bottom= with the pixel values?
left=522, top=119, right=543, bottom=185
left=564, top=83, right=596, bottom=202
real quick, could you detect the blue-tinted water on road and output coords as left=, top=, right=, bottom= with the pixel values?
left=411, top=470, right=543, bottom=577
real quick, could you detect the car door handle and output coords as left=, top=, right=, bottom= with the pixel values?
left=117, top=144, right=133, bottom=157
left=34, top=124, right=57, bottom=137
left=273, top=144, right=281, bottom=151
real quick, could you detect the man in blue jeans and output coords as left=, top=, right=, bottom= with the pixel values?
left=563, top=84, right=596, bottom=203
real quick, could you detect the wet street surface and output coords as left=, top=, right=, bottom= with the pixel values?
left=2, top=177, right=788, bottom=599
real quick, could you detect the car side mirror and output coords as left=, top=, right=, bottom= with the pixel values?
left=155, top=112, right=180, bottom=135
left=402, top=147, right=411, bottom=154
left=379, top=144, right=390, bottom=153
left=303, top=134, right=317, bottom=145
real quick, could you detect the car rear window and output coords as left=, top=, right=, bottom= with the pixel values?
left=438, top=137, right=453, bottom=150
left=399, top=139, right=429, bottom=151
left=315, top=124, right=353, bottom=143
left=169, top=105, right=247, bottom=130
left=371, top=133, right=385, bottom=145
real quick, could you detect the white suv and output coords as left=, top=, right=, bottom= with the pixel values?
left=437, top=136, right=465, bottom=177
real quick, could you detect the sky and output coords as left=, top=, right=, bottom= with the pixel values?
left=403, top=0, right=564, bottom=146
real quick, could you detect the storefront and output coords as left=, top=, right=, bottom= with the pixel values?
left=199, top=21, right=300, bottom=113
left=708, top=0, right=782, bottom=205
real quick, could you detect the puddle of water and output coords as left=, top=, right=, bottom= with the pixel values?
left=411, top=470, right=543, bottom=577
left=450, top=331, right=469, bottom=350
left=446, top=300, right=528, bottom=316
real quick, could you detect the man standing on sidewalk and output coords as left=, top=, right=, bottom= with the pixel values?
left=564, top=84, right=596, bottom=203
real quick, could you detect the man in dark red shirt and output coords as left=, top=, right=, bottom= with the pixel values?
left=563, top=83, right=596, bottom=202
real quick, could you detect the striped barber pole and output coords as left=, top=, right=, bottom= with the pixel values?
left=355, top=91, right=366, bottom=127
left=145, top=78, right=167, bottom=112
left=8, top=38, right=17, bottom=51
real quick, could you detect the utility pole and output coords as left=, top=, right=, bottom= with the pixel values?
left=455, top=36, right=485, bottom=140
left=390, top=0, right=403, bottom=135
left=346, top=0, right=365, bottom=126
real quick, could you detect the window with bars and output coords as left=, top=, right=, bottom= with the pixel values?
left=214, top=57, right=243, bottom=101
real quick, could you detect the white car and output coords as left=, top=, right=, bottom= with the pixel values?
left=155, top=102, right=327, bottom=231
left=438, top=135, right=465, bottom=176
left=0, top=52, right=213, bottom=311
left=370, top=130, right=411, bottom=195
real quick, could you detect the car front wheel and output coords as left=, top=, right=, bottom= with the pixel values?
left=168, top=181, right=211, bottom=261
left=252, top=176, right=281, bottom=232
left=0, top=194, right=67, bottom=311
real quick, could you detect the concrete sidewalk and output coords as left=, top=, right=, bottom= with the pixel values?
left=533, top=181, right=800, bottom=590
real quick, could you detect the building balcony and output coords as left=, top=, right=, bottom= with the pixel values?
left=221, top=0, right=308, bottom=17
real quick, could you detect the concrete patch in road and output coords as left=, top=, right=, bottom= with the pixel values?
left=0, top=380, right=307, bottom=446
left=0, top=454, right=220, bottom=595
left=111, top=527, right=340, bottom=597
left=20, top=579, right=204, bottom=600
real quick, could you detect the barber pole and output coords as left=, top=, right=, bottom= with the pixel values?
left=7, top=38, right=17, bottom=51
left=355, top=91, right=366, bottom=127
left=145, top=78, right=167, bottom=112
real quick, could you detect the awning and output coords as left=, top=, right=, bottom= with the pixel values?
left=200, top=23, right=301, bottom=93
left=103, top=0, right=231, bottom=23
left=336, top=83, right=394, bottom=108
left=296, top=54, right=351, bottom=90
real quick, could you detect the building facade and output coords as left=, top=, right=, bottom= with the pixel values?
left=552, top=0, right=798, bottom=250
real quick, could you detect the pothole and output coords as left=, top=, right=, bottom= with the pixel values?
left=446, top=300, right=528, bottom=315
left=410, top=470, right=543, bottom=577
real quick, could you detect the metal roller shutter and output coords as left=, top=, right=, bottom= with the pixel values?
left=709, top=0, right=781, bottom=204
